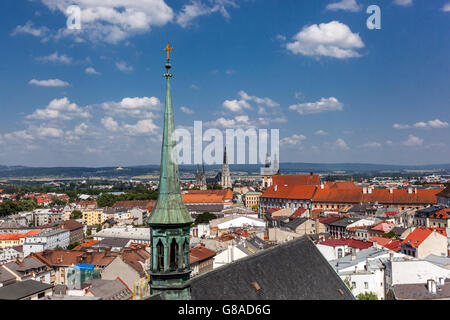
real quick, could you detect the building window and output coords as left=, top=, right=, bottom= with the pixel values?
left=157, top=240, right=164, bottom=271
left=169, top=238, right=179, bottom=271
left=364, top=282, right=368, bottom=289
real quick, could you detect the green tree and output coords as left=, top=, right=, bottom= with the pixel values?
left=67, top=242, right=79, bottom=250
left=382, top=231, right=399, bottom=239
left=86, top=228, right=92, bottom=237
left=70, top=210, right=83, bottom=219
left=0, top=200, right=20, bottom=216
left=96, top=224, right=102, bottom=232
left=97, top=193, right=118, bottom=207
left=49, top=199, right=67, bottom=207
left=54, top=245, right=63, bottom=251
left=194, top=212, right=217, bottom=225
left=357, top=292, right=378, bottom=300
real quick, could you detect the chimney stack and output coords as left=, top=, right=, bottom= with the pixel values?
left=427, top=279, right=437, bottom=294
left=274, top=185, right=277, bottom=192
left=320, top=183, right=324, bottom=190
left=408, top=187, right=413, bottom=194
left=389, top=188, right=393, bottom=194
left=363, top=187, right=367, bottom=194
left=368, top=187, right=372, bottom=194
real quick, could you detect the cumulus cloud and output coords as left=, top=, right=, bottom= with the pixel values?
left=223, top=90, right=279, bottom=113
left=413, top=119, right=449, bottom=129
left=403, top=134, right=423, bottom=146
left=36, top=126, right=64, bottom=138
left=393, top=0, right=413, bottom=6
left=286, top=21, right=364, bottom=59
left=101, top=117, right=120, bottom=132
left=335, top=138, right=350, bottom=150
left=116, top=61, right=134, bottom=72
left=443, top=2, right=450, bottom=12
left=393, top=123, right=410, bottom=129
left=180, top=106, right=194, bottom=115
left=35, top=52, right=72, bottom=64
left=281, top=134, right=307, bottom=146
left=177, top=0, right=238, bottom=28
left=3, top=130, right=35, bottom=141
left=85, top=67, right=101, bottom=75
left=40, top=0, right=174, bottom=43
left=26, top=97, right=90, bottom=121
left=326, top=0, right=361, bottom=12
left=315, top=130, right=328, bottom=136
left=102, top=96, right=161, bottom=118
left=29, top=79, right=69, bottom=87
left=123, top=119, right=159, bottom=136
left=289, top=97, right=343, bottom=115
left=11, top=21, right=49, bottom=37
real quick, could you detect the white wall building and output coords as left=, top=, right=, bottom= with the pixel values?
left=93, top=226, right=150, bottom=245
left=23, top=229, right=70, bottom=256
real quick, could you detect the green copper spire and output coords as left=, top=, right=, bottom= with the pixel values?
left=147, top=46, right=193, bottom=227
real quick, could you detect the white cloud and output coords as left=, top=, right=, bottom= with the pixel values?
left=223, top=90, right=279, bottom=113
left=35, top=52, right=72, bottom=64
left=27, top=97, right=90, bottom=121
left=443, top=2, right=450, bottom=12
left=386, top=140, right=393, bottom=146
left=3, top=130, right=35, bottom=141
left=116, top=61, right=134, bottom=72
left=102, top=96, right=161, bottom=117
left=393, top=123, right=410, bottom=129
left=393, top=0, right=413, bottom=6
left=281, top=134, right=307, bottom=146
left=289, top=97, right=343, bottom=115
left=101, top=117, right=120, bottom=132
left=335, top=138, right=350, bottom=150
left=123, top=119, right=159, bottom=136
left=362, top=142, right=382, bottom=148
left=326, top=0, right=361, bottom=12
left=37, top=126, right=64, bottom=138
left=40, top=0, right=174, bottom=43
left=413, top=119, right=449, bottom=129
left=11, top=21, right=49, bottom=37
left=223, top=99, right=251, bottom=113
left=403, top=134, right=423, bottom=146
left=180, top=106, right=194, bottom=115
left=177, top=0, right=238, bottom=28
left=315, top=130, right=328, bottom=136
left=85, top=67, right=101, bottom=75
left=286, top=21, right=364, bottom=59
left=29, top=79, right=69, bottom=87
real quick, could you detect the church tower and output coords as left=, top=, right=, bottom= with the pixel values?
left=221, top=147, right=232, bottom=189
left=147, top=44, right=194, bottom=300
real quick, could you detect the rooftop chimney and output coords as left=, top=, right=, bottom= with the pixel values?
left=363, top=187, right=367, bottom=194
left=320, top=184, right=324, bottom=190
left=427, top=279, right=437, bottom=294
left=389, top=188, right=393, bottom=194
left=408, top=187, right=413, bottom=194
left=274, top=185, right=277, bottom=192
left=368, top=187, right=372, bottom=194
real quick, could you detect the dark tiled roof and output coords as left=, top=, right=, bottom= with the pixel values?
left=391, top=280, right=450, bottom=300
left=282, top=217, right=309, bottom=231
left=437, top=186, right=450, bottom=198
left=189, top=236, right=354, bottom=300
left=92, top=238, right=131, bottom=249
left=0, top=280, right=53, bottom=300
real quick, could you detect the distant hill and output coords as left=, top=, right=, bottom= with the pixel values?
left=0, top=162, right=449, bottom=179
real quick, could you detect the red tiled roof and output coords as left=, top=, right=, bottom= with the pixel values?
left=267, top=208, right=283, bottom=214
left=325, top=181, right=359, bottom=189
left=385, top=211, right=399, bottom=217
left=112, top=200, right=156, bottom=209
left=182, top=189, right=233, bottom=204
left=370, top=221, right=396, bottom=232
left=272, top=174, right=320, bottom=187
left=262, top=185, right=317, bottom=200
left=318, top=238, right=373, bottom=250
left=290, top=207, right=307, bottom=219
left=190, top=246, right=216, bottom=264
left=431, top=208, right=450, bottom=220
left=401, top=227, right=446, bottom=248
left=0, top=230, right=42, bottom=241
left=313, top=188, right=442, bottom=205
left=73, top=240, right=100, bottom=250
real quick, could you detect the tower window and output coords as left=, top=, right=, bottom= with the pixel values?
left=169, top=238, right=179, bottom=270
left=157, top=240, right=164, bottom=271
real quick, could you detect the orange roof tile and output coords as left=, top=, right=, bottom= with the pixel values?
left=431, top=208, right=450, bottom=220
left=401, top=227, right=446, bottom=248
left=261, top=185, right=317, bottom=200
left=190, top=246, right=216, bottom=264
left=272, top=174, right=320, bottom=187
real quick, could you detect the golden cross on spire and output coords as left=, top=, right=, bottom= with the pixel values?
left=164, top=43, right=173, bottom=61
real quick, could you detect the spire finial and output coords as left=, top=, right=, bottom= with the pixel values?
left=164, top=42, right=173, bottom=62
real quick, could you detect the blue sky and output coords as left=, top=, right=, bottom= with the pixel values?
left=0, top=0, right=449, bottom=167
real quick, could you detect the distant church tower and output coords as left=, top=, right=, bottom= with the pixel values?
left=195, top=165, right=207, bottom=190
left=220, top=147, right=232, bottom=189
left=146, top=44, right=193, bottom=300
